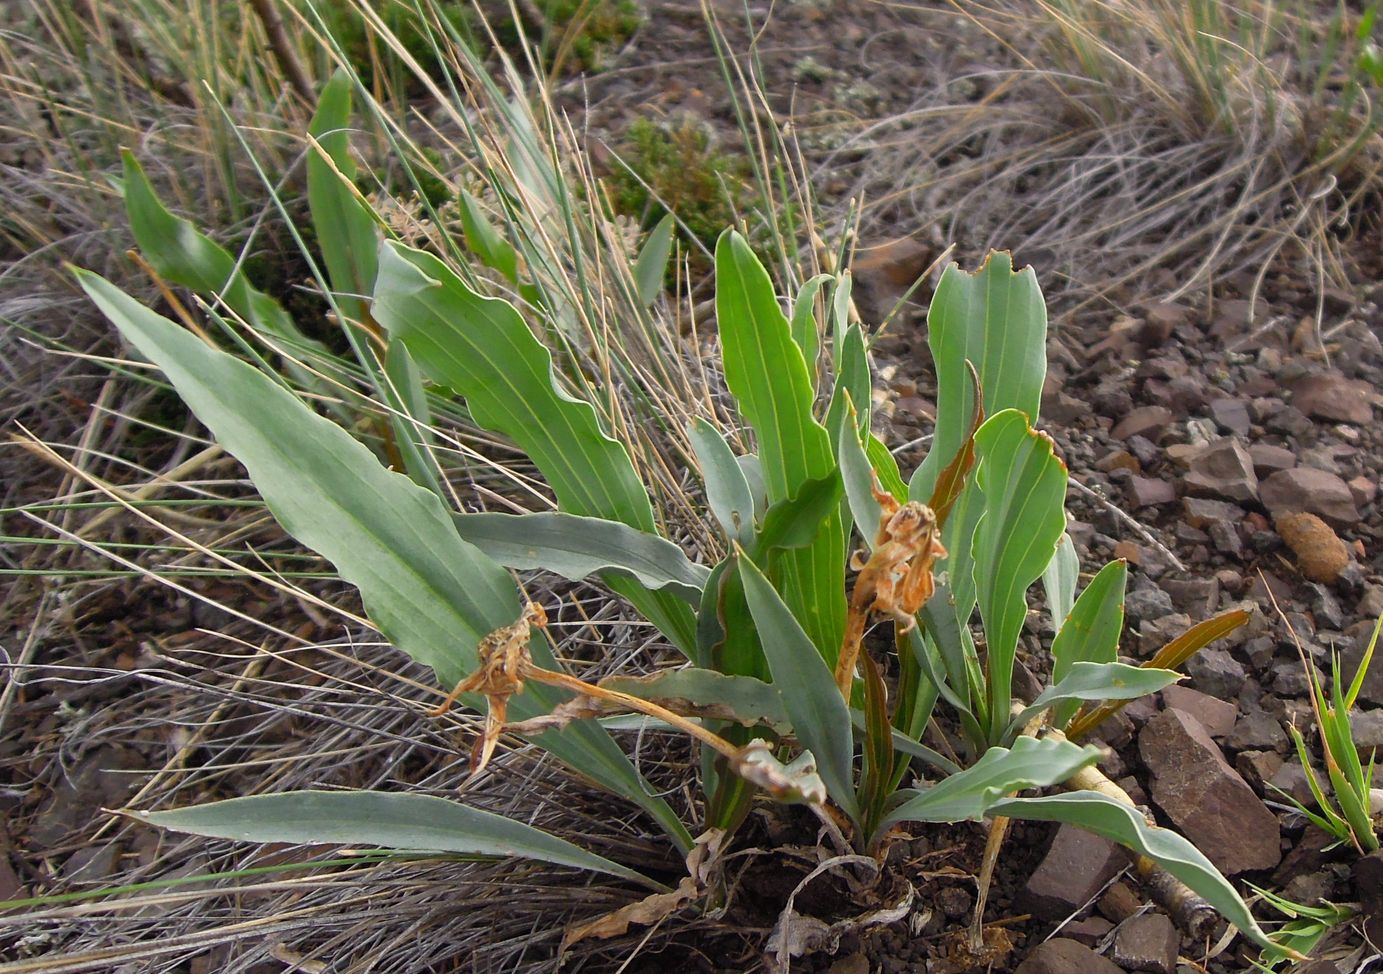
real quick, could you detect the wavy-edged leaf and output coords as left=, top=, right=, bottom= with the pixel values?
left=78, top=270, right=692, bottom=852
left=121, top=152, right=321, bottom=356
left=458, top=189, right=520, bottom=283
left=634, top=213, right=675, bottom=307
left=690, top=419, right=755, bottom=544
left=753, top=472, right=843, bottom=557
left=602, top=668, right=787, bottom=728
left=909, top=252, right=1047, bottom=502
left=972, top=409, right=1069, bottom=744
left=993, top=791, right=1275, bottom=950
left=879, top=736, right=1099, bottom=833
left=372, top=241, right=695, bottom=654
left=1009, top=662, right=1179, bottom=741
left=452, top=511, right=709, bottom=603
left=737, top=548, right=858, bottom=822
left=129, top=791, right=658, bottom=889
left=1049, top=558, right=1127, bottom=729
left=1042, top=534, right=1080, bottom=634
left=716, top=231, right=845, bottom=659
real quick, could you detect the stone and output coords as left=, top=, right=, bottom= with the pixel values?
left=1289, top=372, right=1376, bottom=425
left=1349, top=475, right=1378, bottom=507
left=1126, top=586, right=1176, bottom=626
left=1342, top=621, right=1383, bottom=707
left=1260, top=468, right=1360, bottom=528
left=1275, top=513, right=1350, bottom=584
left=1208, top=398, right=1252, bottom=436
left=851, top=237, right=932, bottom=320
left=1227, top=710, right=1289, bottom=753
left=1013, top=938, right=1122, bottom=974
left=1181, top=497, right=1242, bottom=529
left=1161, top=578, right=1219, bottom=616
left=1185, top=648, right=1247, bottom=699
left=1208, top=521, right=1244, bottom=560
left=1350, top=710, right=1383, bottom=751
left=1183, top=438, right=1258, bottom=503
left=1097, top=881, right=1143, bottom=923
left=1021, top=824, right=1128, bottom=921
left=1269, top=760, right=1315, bottom=807
left=1248, top=444, right=1296, bottom=476
left=1354, top=850, right=1383, bottom=941
left=1139, top=614, right=1193, bottom=657
left=1139, top=708, right=1282, bottom=874
left=1111, top=913, right=1179, bottom=974
left=827, top=953, right=869, bottom=974
left=1061, top=916, right=1114, bottom=947
left=1113, top=405, right=1175, bottom=441
left=1266, top=404, right=1313, bottom=437
left=1235, top=749, right=1284, bottom=793
left=1162, top=685, right=1237, bottom=737
left=1127, top=476, right=1176, bottom=508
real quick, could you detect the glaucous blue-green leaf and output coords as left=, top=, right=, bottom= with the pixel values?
left=1009, top=662, right=1178, bottom=742
left=752, top=473, right=843, bottom=557
left=716, top=231, right=844, bottom=659
left=737, top=548, right=858, bottom=823
left=452, top=510, right=709, bottom=603
left=972, top=409, right=1068, bottom=744
left=690, top=418, right=755, bottom=544
left=130, top=791, right=659, bottom=889
left=1042, top=533, right=1080, bottom=632
left=633, top=213, right=675, bottom=307
left=789, top=273, right=833, bottom=386
left=993, top=791, right=1275, bottom=950
left=602, top=668, right=788, bottom=728
left=909, top=252, right=1047, bottom=502
left=372, top=241, right=695, bottom=654
left=879, top=736, right=1099, bottom=833
left=1049, top=558, right=1127, bottom=728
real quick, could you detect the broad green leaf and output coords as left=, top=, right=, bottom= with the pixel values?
left=789, top=273, right=833, bottom=386
left=689, top=418, right=755, bottom=544
left=1009, top=662, right=1179, bottom=741
left=79, top=270, right=692, bottom=853
left=824, top=324, right=871, bottom=454
left=865, top=433, right=907, bottom=501
left=993, top=791, right=1276, bottom=950
left=602, top=668, right=788, bottom=728
left=716, top=230, right=844, bottom=658
left=752, top=472, right=843, bottom=557
left=1049, top=558, right=1127, bottom=728
left=737, top=548, right=858, bottom=822
left=972, top=409, right=1069, bottom=744
left=1042, top=533, right=1080, bottom=632
left=909, top=252, right=1047, bottom=502
left=736, top=454, right=769, bottom=521
left=879, top=736, right=1099, bottom=834
left=307, top=70, right=378, bottom=318
left=458, top=189, right=520, bottom=283
left=452, top=511, right=709, bottom=603
left=839, top=402, right=884, bottom=554
left=130, top=791, right=658, bottom=889
left=926, top=360, right=983, bottom=529
left=633, top=213, right=675, bottom=307
left=383, top=340, right=445, bottom=494
left=120, top=152, right=321, bottom=357
left=373, top=241, right=696, bottom=654
left=78, top=269, right=516, bottom=684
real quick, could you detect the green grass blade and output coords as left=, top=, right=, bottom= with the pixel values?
left=737, top=547, right=858, bottom=823
left=972, top=409, right=1069, bottom=744
left=129, top=791, right=660, bottom=890
left=993, top=791, right=1276, bottom=950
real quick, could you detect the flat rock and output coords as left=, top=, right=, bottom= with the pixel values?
left=1248, top=443, right=1296, bottom=476
left=1260, top=468, right=1360, bottom=528
left=1290, top=372, right=1376, bottom=425
left=1227, top=710, right=1288, bottom=753
left=1127, top=476, right=1177, bottom=508
left=1139, top=708, right=1281, bottom=874
left=1184, top=648, right=1246, bottom=699
left=1112, top=913, right=1179, bottom=974
left=1021, top=824, right=1127, bottom=921
left=1061, top=915, right=1114, bottom=946
left=1113, top=405, right=1175, bottom=441
left=1208, top=398, right=1252, bottom=436
left=1354, top=850, right=1383, bottom=941
left=1162, top=685, right=1237, bottom=738
left=1183, top=438, right=1258, bottom=503
left=1013, top=938, right=1122, bottom=974
left=1349, top=710, right=1383, bottom=750
left=1181, top=497, right=1242, bottom=529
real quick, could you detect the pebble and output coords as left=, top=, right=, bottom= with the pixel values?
left=1021, top=824, right=1127, bottom=921
left=1112, top=912, right=1179, bottom=974
left=1013, top=938, right=1122, bottom=974
left=1260, top=468, right=1361, bottom=527
left=1183, top=437, right=1258, bottom=502
left=1289, top=372, right=1376, bottom=425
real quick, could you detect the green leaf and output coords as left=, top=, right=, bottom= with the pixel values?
left=972, top=409, right=1069, bottom=744
left=839, top=401, right=884, bottom=553
left=120, top=151, right=323, bottom=357
left=1010, top=662, right=1179, bottom=741
left=307, top=70, right=378, bottom=317
left=372, top=241, right=695, bottom=654
left=737, top=547, right=858, bottom=822
left=993, top=791, right=1276, bottom=950
left=690, top=418, right=755, bottom=544
left=633, top=213, right=675, bottom=307
left=880, top=737, right=1099, bottom=832
left=1049, top=558, right=1127, bottom=728
left=458, top=190, right=520, bottom=283
left=909, top=252, right=1047, bottom=502
left=130, top=791, right=658, bottom=889
left=716, top=230, right=845, bottom=658
left=78, top=269, right=517, bottom=685
left=824, top=324, right=871, bottom=455
left=78, top=270, right=692, bottom=853
left=602, top=668, right=788, bottom=728
left=452, top=511, right=709, bottom=603
left=752, top=472, right=844, bottom=556
left=383, top=339, right=445, bottom=494
left=1042, top=534, right=1080, bottom=632
left=865, top=433, right=908, bottom=502
left=790, top=274, right=833, bottom=387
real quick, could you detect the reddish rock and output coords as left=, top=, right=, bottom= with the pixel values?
left=1021, top=824, right=1128, bottom=921
left=1161, top=685, right=1237, bottom=738
left=1260, top=468, right=1360, bottom=527
left=1248, top=444, right=1296, bottom=476
left=1112, top=405, right=1175, bottom=441
left=1183, top=438, right=1258, bottom=503
left=1349, top=476, right=1378, bottom=507
left=1290, top=372, right=1376, bottom=424
left=1062, top=916, right=1114, bottom=946
left=1139, top=708, right=1281, bottom=875
left=1127, top=476, right=1176, bottom=508
left=1112, top=913, right=1179, bottom=974
left=1208, top=398, right=1251, bottom=436
left=1013, top=938, right=1122, bottom=974
left=1181, top=497, right=1242, bottom=529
